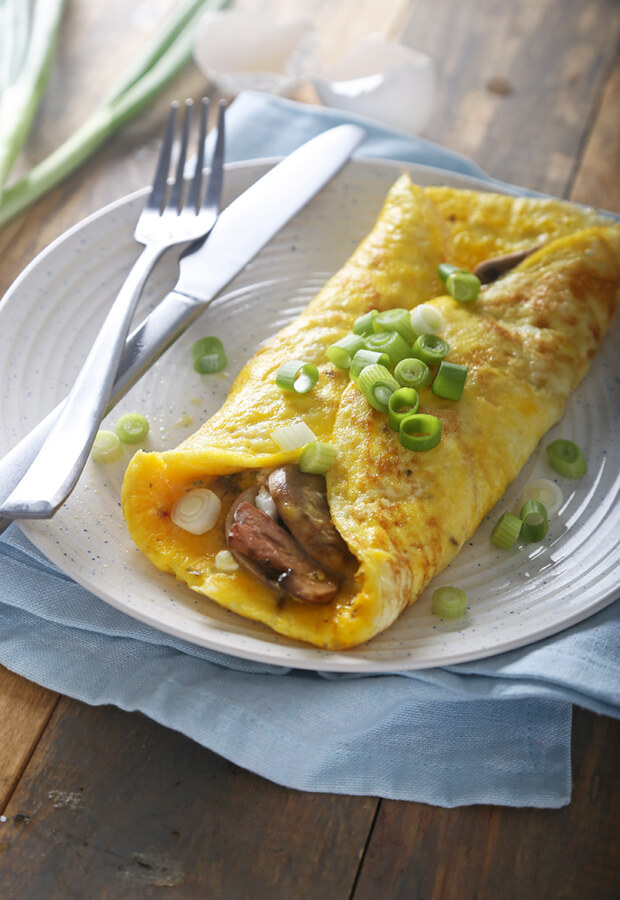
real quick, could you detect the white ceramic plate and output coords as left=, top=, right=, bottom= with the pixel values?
left=1, top=159, right=618, bottom=672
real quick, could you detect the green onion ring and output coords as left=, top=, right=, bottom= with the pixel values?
left=546, top=439, right=587, bottom=478
left=372, top=307, right=415, bottom=344
left=446, top=271, right=481, bottom=303
left=275, top=359, right=319, bottom=393
left=91, top=430, right=123, bottom=463
left=411, top=334, right=450, bottom=366
left=491, top=511, right=522, bottom=549
left=399, top=413, right=442, bottom=451
left=115, top=413, right=149, bottom=444
left=519, top=499, right=549, bottom=542
left=432, top=586, right=468, bottom=619
left=357, top=364, right=400, bottom=413
left=298, top=441, right=336, bottom=474
left=352, top=309, right=378, bottom=336
left=393, top=357, right=432, bottom=390
left=432, top=360, right=469, bottom=400
left=192, top=336, right=227, bottom=374
left=438, top=262, right=463, bottom=283
left=349, top=348, right=391, bottom=381
left=364, top=331, right=411, bottom=366
left=388, top=387, right=420, bottom=431
left=326, top=334, right=366, bottom=370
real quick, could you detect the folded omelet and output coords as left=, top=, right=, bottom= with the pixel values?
left=122, top=175, right=620, bottom=649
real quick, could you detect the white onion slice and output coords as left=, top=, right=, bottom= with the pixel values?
left=214, top=549, right=239, bottom=572
left=410, top=303, right=445, bottom=336
left=518, top=478, right=564, bottom=517
left=255, top=485, right=278, bottom=519
left=171, top=489, right=221, bottom=535
left=271, top=421, right=317, bottom=451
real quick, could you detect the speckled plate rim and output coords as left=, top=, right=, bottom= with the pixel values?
left=1, top=157, right=618, bottom=673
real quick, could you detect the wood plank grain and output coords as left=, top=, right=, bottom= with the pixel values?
left=352, top=709, right=620, bottom=900
left=402, top=0, right=620, bottom=196
left=0, top=667, right=58, bottom=807
left=0, top=698, right=377, bottom=899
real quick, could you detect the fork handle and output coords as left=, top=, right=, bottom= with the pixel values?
left=0, top=242, right=167, bottom=520
left=0, top=288, right=204, bottom=533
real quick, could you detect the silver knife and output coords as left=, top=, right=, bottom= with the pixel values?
left=0, top=123, right=365, bottom=532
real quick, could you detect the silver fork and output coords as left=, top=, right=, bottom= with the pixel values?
left=0, top=97, right=225, bottom=520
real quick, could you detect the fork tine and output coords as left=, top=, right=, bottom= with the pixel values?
left=187, top=97, right=209, bottom=213
left=202, top=99, right=226, bottom=214
left=146, top=101, right=178, bottom=212
left=168, top=98, right=193, bottom=213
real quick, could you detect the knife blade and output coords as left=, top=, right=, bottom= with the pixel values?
left=0, top=123, right=365, bottom=530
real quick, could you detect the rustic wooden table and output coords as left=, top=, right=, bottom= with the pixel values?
left=1, top=1, right=618, bottom=897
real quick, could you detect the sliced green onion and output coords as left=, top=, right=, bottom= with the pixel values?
left=432, top=361, right=469, bottom=401
left=357, top=364, right=400, bottom=413
left=519, top=499, right=549, bottom=543
left=546, top=439, right=587, bottom=478
left=411, top=334, right=450, bottom=365
left=388, top=388, right=420, bottom=431
left=0, top=0, right=233, bottom=229
left=491, top=511, right=522, bottom=549
left=352, top=309, right=377, bottom=336
left=519, top=479, right=564, bottom=517
left=192, top=336, right=227, bottom=374
left=275, top=359, right=318, bottom=393
left=298, top=440, right=336, bottom=474
left=90, top=430, right=123, bottom=464
left=446, top=271, right=481, bottom=303
left=115, top=413, right=150, bottom=444
left=410, top=303, right=445, bottom=336
left=399, top=413, right=442, bottom=451
left=271, top=421, right=317, bottom=452
left=372, top=307, right=415, bottom=344
left=171, top=488, right=221, bottom=535
left=438, top=263, right=463, bottom=283
left=326, top=334, right=365, bottom=370
left=393, top=357, right=432, bottom=390
left=432, top=586, right=468, bottom=619
left=349, top=348, right=391, bottom=381
left=364, top=331, right=411, bottom=366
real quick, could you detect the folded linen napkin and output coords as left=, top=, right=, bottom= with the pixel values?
left=0, top=91, right=618, bottom=808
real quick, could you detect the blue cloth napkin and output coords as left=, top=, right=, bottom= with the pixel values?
left=1, top=91, right=618, bottom=808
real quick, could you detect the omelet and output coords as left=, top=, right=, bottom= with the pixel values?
left=121, top=175, right=620, bottom=649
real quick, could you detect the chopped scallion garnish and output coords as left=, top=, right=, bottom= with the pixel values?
left=357, top=364, right=399, bottom=413
left=393, top=357, right=432, bottom=390
left=388, top=388, right=420, bottom=432
left=432, top=586, right=468, bottom=619
left=364, top=331, right=411, bottom=366
left=432, top=360, right=468, bottom=400
left=546, top=439, right=587, bottom=479
left=411, top=334, right=450, bottom=366
left=326, top=334, right=365, bottom=370
left=271, top=421, right=317, bottom=452
left=115, top=413, right=150, bottom=444
left=171, top=488, right=221, bottom=535
left=352, top=309, right=378, bottom=336
left=90, top=430, right=123, bottom=464
left=410, top=304, right=445, bottom=336
left=446, top=271, right=481, bottom=303
left=519, top=479, right=563, bottom=517
left=491, top=511, right=522, bottom=549
left=349, top=348, right=391, bottom=381
left=519, top=499, right=549, bottom=543
left=298, top=440, right=336, bottom=474
left=399, top=413, right=441, bottom=451
left=192, top=336, right=227, bottom=374
left=275, top=359, right=319, bottom=393
left=373, top=307, right=415, bottom=344
left=438, top=263, right=462, bottom=283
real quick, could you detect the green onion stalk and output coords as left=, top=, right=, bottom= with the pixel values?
left=0, top=0, right=231, bottom=229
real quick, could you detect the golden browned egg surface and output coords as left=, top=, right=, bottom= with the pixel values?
left=122, top=176, right=620, bottom=649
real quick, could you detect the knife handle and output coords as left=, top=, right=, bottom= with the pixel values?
left=0, top=290, right=205, bottom=534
